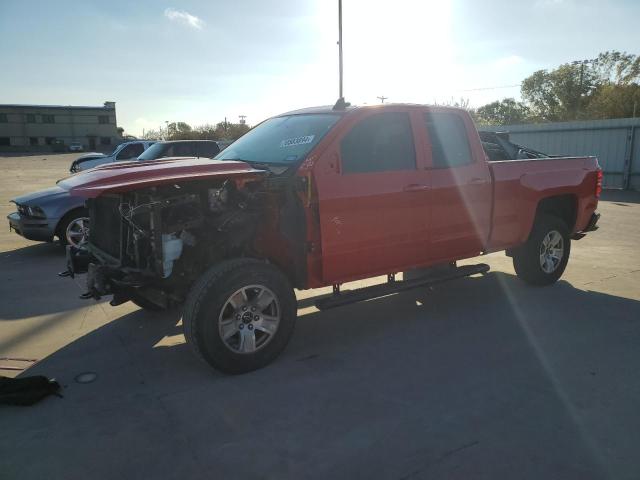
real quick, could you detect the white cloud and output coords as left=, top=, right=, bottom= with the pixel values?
left=164, top=8, right=204, bottom=30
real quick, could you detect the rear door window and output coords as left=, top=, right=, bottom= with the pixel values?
left=424, top=112, right=473, bottom=168
left=340, top=112, right=416, bottom=174
left=170, top=142, right=197, bottom=157
left=198, top=142, right=220, bottom=158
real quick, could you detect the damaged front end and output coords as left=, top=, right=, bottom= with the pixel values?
left=61, top=179, right=265, bottom=309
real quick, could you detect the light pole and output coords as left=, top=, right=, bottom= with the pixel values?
left=377, top=95, right=388, bottom=104
left=338, top=0, right=343, bottom=101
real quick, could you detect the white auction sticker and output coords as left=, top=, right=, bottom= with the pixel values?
left=280, top=135, right=315, bottom=148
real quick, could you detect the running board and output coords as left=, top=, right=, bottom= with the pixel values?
left=314, top=263, right=490, bottom=311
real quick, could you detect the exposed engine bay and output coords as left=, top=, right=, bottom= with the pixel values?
left=64, top=177, right=294, bottom=308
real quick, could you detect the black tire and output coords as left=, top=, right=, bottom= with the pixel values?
left=513, top=214, right=571, bottom=286
left=56, top=208, right=89, bottom=248
left=182, top=258, right=297, bottom=374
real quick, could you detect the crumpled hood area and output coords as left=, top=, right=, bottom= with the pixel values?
left=59, top=157, right=266, bottom=198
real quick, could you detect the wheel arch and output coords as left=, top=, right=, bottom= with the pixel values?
left=534, top=194, right=578, bottom=232
left=55, top=206, right=89, bottom=239
left=507, top=194, right=578, bottom=257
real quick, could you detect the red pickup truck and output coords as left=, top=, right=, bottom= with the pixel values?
left=61, top=104, right=601, bottom=374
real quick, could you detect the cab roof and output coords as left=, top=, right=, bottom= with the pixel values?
left=279, top=103, right=466, bottom=116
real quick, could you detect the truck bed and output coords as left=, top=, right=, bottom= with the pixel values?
left=486, top=156, right=600, bottom=252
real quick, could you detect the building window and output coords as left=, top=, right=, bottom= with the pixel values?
left=98, top=115, right=110, bottom=124
left=29, top=137, right=39, bottom=146
left=0, top=137, right=10, bottom=146
left=100, top=137, right=112, bottom=145
left=45, top=137, right=55, bottom=145
left=42, top=114, right=55, bottom=124
left=0, top=113, right=7, bottom=123
left=26, top=114, right=36, bottom=123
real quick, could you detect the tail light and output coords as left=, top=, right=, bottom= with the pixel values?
left=595, top=168, right=603, bottom=198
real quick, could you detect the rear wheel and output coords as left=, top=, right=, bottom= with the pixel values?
left=513, top=214, right=570, bottom=286
left=182, top=259, right=297, bottom=374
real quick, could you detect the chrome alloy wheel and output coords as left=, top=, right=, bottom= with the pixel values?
left=539, top=230, right=564, bottom=274
left=218, top=285, right=281, bottom=354
left=65, top=217, right=90, bottom=247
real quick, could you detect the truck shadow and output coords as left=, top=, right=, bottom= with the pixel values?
left=0, top=241, right=62, bottom=258
left=0, top=242, right=107, bottom=321
left=12, top=270, right=640, bottom=385
left=5, top=271, right=637, bottom=478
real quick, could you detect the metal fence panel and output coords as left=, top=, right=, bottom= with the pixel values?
left=631, top=127, right=640, bottom=190
left=479, top=118, right=640, bottom=190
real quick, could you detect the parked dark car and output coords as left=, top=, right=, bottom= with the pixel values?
left=136, top=140, right=221, bottom=162
left=70, top=141, right=156, bottom=173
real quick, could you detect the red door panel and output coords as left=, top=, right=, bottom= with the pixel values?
left=422, top=109, right=492, bottom=260
left=314, top=109, right=430, bottom=283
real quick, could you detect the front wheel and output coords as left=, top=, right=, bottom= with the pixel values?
left=57, top=209, right=90, bottom=248
left=182, top=259, right=297, bottom=374
left=513, top=214, right=571, bottom=286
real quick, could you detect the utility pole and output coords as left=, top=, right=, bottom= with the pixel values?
left=239, top=115, right=246, bottom=125
left=377, top=95, right=388, bottom=104
left=338, top=0, right=344, bottom=101
left=572, top=58, right=597, bottom=118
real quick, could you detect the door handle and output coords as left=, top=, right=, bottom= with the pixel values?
left=403, top=184, right=430, bottom=192
left=469, top=177, right=487, bottom=185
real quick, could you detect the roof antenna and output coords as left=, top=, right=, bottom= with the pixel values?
left=333, top=0, right=350, bottom=110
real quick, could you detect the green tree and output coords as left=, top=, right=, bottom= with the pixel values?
left=167, top=122, right=193, bottom=140
left=519, top=50, right=640, bottom=122
left=142, top=121, right=251, bottom=141
left=142, top=128, right=163, bottom=140
left=521, top=64, right=597, bottom=121
left=586, top=83, right=640, bottom=119
left=475, top=98, right=530, bottom=125
left=592, top=50, right=640, bottom=85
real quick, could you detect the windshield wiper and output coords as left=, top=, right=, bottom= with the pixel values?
left=219, top=159, right=290, bottom=173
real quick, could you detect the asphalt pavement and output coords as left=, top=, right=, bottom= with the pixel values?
left=1, top=154, right=639, bottom=479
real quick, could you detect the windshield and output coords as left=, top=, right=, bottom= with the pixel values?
left=215, top=114, right=341, bottom=164
left=103, top=144, right=122, bottom=156
left=137, top=143, right=170, bottom=161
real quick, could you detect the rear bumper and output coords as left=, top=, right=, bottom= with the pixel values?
left=572, top=212, right=600, bottom=240
left=583, top=212, right=600, bottom=232
left=7, top=212, right=57, bottom=242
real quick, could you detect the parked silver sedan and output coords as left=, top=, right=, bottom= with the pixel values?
left=7, top=182, right=89, bottom=248
left=7, top=140, right=224, bottom=248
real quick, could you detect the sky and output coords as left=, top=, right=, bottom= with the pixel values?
left=1, top=0, right=639, bottom=136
